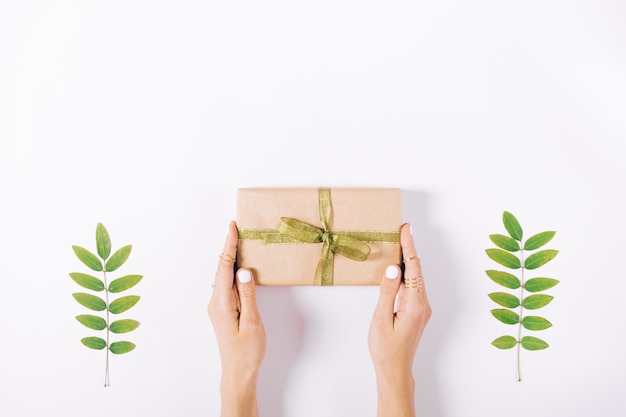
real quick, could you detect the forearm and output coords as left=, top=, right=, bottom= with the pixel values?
left=375, top=371, right=415, bottom=417
left=220, top=373, right=259, bottom=417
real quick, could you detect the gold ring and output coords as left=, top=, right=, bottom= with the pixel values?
left=219, top=253, right=236, bottom=263
left=404, top=275, right=424, bottom=291
left=403, top=255, right=420, bottom=263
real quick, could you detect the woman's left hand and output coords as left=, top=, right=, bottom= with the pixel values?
left=208, top=221, right=266, bottom=417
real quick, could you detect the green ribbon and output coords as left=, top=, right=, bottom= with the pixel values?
left=238, top=188, right=400, bottom=286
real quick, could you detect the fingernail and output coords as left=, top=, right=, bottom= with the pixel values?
left=238, top=269, right=251, bottom=283
left=385, top=265, right=399, bottom=279
left=409, top=224, right=413, bottom=235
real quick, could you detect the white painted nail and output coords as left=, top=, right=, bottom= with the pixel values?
left=238, top=269, right=251, bottom=283
left=385, top=265, right=399, bottom=279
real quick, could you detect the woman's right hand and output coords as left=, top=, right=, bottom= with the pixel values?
left=368, top=223, right=432, bottom=417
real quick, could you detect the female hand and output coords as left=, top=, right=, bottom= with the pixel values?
left=208, top=221, right=266, bottom=417
left=368, top=223, right=432, bottom=417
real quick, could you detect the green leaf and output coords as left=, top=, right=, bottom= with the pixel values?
left=489, top=234, right=520, bottom=251
left=491, top=335, right=518, bottom=349
left=486, top=270, right=520, bottom=289
left=81, top=336, right=107, bottom=350
left=503, top=211, right=523, bottom=241
left=110, top=319, right=140, bottom=334
left=522, top=316, right=553, bottom=331
left=491, top=309, right=519, bottom=324
left=75, top=314, right=106, bottom=330
left=72, top=246, right=103, bottom=272
left=73, top=293, right=106, bottom=311
left=109, top=295, right=140, bottom=314
left=105, top=245, right=132, bottom=272
left=96, top=223, right=111, bottom=260
left=109, top=275, right=143, bottom=293
left=521, top=336, right=549, bottom=350
left=486, top=249, right=521, bottom=269
left=488, top=292, right=520, bottom=308
left=525, top=250, right=558, bottom=270
left=524, top=231, right=556, bottom=251
left=110, top=341, right=136, bottom=354
left=523, top=294, right=554, bottom=309
left=69, top=272, right=104, bottom=291
left=525, top=278, right=559, bottom=292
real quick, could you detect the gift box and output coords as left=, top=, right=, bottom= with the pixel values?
left=236, top=188, right=402, bottom=286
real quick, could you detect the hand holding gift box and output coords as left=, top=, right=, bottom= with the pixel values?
left=209, top=221, right=431, bottom=416
left=237, top=188, right=402, bottom=285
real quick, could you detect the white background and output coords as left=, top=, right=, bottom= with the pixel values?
left=1, top=1, right=625, bottom=416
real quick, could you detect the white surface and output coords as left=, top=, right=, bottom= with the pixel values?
left=1, top=1, right=625, bottom=416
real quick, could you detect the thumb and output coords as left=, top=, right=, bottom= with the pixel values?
left=372, top=265, right=401, bottom=326
left=236, top=268, right=260, bottom=322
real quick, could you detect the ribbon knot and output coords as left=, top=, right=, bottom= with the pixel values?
left=321, top=230, right=332, bottom=245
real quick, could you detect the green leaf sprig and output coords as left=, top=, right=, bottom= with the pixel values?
left=70, top=223, right=142, bottom=387
left=486, top=211, right=559, bottom=381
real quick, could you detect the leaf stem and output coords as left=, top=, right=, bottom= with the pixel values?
left=103, top=269, right=110, bottom=387
left=517, top=249, right=525, bottom=382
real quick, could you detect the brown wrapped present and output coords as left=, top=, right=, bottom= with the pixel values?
left=236, top=188, right=401, bottom=286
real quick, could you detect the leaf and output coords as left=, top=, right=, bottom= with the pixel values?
left=503, top=211, right=523, bottom=241
left=110, top=319, right=140, bottom=334
left=522, top=316, right=553, bottom=331
left=75, top=314, right=106, bottom=330
left=105, top=245, right=132, bottom=272
left=485, top=270, right=520, bottom=289
left=81, top=336, right=107, bottom=350
left=489, top=234, right=520, bottom=251
left=72, top=246, right=103, bottom=272
left=69, top=272, right=104, bottom=291
left=521, top=336, right=549, bottom=350
left=96, top=223, right=111, bottom=260
left=110, top=341, right=136, bottom=354
left=491, top=309, right=519, bottom=324
left=525, top=250, right=558, bottom=270
left=524, top=231, right=556, bottom=251
left=486, top=249, right=521, bottom=269
left=525, top=277, right=559, bottom=292
left=488, top=292, right=520, bottom=308
left=523, top=294, right=554, bottom=310
left=73, top=293, right=106, bottom=311
left=109, top=295, right=140, bottom=314
left=109, top=275, right=143, bottom=293
left=491, top=335, right=518, bottom=349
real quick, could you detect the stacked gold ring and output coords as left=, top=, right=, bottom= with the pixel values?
left=404, top=275, right=424, bottom=291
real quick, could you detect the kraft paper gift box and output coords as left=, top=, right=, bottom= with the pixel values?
left=236, top=188, right=402, bottom=286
